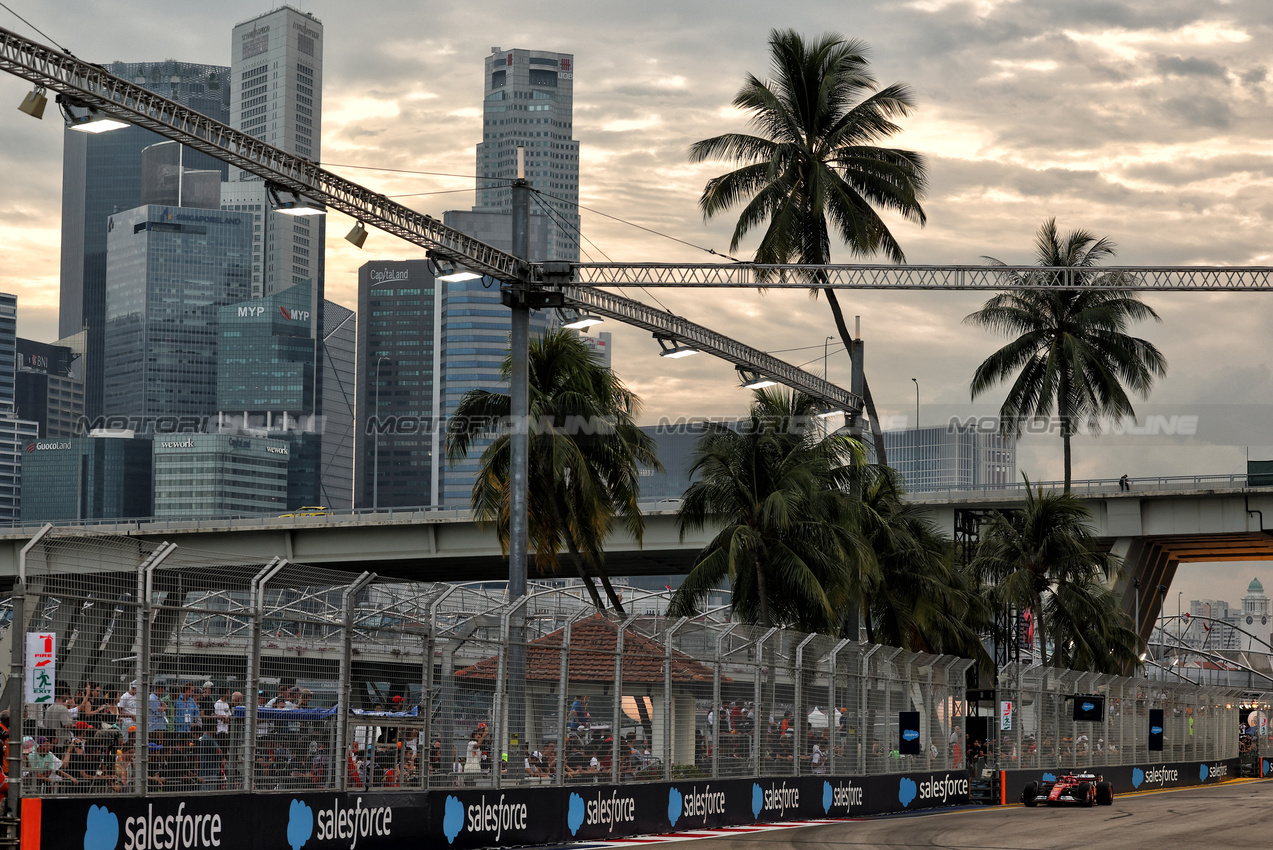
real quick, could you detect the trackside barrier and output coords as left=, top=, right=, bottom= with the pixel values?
left=1001, top=757, right=1240, bottom=805
left=25, top=771, right=970, bottom=849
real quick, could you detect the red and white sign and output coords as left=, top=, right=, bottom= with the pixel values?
left=26, top=632, right=55, bottom=704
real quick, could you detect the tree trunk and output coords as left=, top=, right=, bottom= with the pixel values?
left=823, top=290, right=887, bottom=465
left=593, top=564, right=628, bottom=617
left=754, top=553, right=772, bottom=628
left=548, top=495, right=605, bottom=611
left=862, top=593, right=876, bottom=643
left=1034, top=590, right=1048, bottom=667
left=1059, top=368, right=1071, bottom=494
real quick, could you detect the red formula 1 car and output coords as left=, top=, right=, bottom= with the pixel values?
left=1021, top=771, right=1114, bottom=807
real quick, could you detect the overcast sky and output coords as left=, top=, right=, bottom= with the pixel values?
left=1, top=0, right=1271, bottom=542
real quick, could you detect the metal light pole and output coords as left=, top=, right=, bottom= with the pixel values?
left=372, top=355, right=389, bottom=510
left=504, top=146, right=530, bottom=780
left=1158, top=584, right=1168, bottom=664
left=911, top=377, right=919, bottom=430
left=823, top=336, right=833, bottom=378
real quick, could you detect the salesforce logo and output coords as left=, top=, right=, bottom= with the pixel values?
left=92, top=802, right=224, bottom=850
left=898, top=777, right=917, bottom=808
left=902, top=729, right=919, bottom=742
left=1081, top=702, right=1095, bottom=712
left=1150, top=725, right=1163, bottom=735
left=85, top=805, right=119, bottom=850
left=441, top=794, right=528, bottom=845
left=287, top=800, right=313, bottom=850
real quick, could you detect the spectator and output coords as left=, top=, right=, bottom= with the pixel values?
left=118, top=682, right=139, bottom=723
left=196, top=729, right=223, bottom=788
left=40, top=690, right=73, bottom=746
left=569, top=695, right=585, bottom=730
left=214, top=689, right=232, bottom=743
left=63, top=737, right=94, bottom=786
left=196, top=682, right=216, bottom=728
left=175, top=684, right=200, bottom=735
left=148, top=684, right=168, bottom=742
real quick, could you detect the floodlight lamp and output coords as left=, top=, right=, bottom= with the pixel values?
left=654, top=333, right=698, bottom=359
left=266, top=183, right=326, bottom=216
left=427, top=253, right=482, bottom=282
left=815, top=409, right=845, bottom=419
left=558, top=308, right=604, bottom=330
left=17, top=86, right=47, bottom=120
left=345, top=221, right=369, bottom=248
left=58, top=95, right=128, bottom=133
left=736, top=367, right=778, bottom=390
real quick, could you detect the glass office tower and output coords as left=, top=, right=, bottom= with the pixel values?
left=59, top=61, right=230, bottom=417
left=20, top=434, right=154, bottom=522
left=103, top=206, right=253, bottom=419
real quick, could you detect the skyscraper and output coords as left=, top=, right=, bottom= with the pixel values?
left=59, top=61, right=230, bottom=417
left=319, top=301, right=356, bottom=509
left=438, top=47, right=576, bottom=506
left=467, top=47, right=579, bottom=262
left=0, top=294, right=42, bottom=519
left=103, top=206, right=253, bottom=418
left=226, top=6, right=325, bottom=299
left=355, top=261, right=442, bottom=508
left=882, top=426, right=1016, bottom=494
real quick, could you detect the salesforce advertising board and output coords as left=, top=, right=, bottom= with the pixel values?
left=37, top=772, right=970, bottom=850
left=1002, top=758, right=1239, bottom=803
left=36, top=792, right=425, bottom=850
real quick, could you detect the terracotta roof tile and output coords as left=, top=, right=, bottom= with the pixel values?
left=453, top=613, right=721, bottom=684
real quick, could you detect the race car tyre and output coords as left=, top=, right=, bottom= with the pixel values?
left=1076, top=782, right=1094, bottom=807
left=1095, top=781, right=1113, bottom=806
left=1022, top=781, right=1039, bottom=807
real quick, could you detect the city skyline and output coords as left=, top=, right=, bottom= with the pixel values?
left=1, top=0, right=1272, bottom=491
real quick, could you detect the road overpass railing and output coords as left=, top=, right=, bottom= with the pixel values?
left=912, top=473, right=1256, bottom=502
left=0, top=472, right=1262, bottom=536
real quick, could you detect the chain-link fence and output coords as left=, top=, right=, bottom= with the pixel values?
left=3, top=533, right=1246, bottom=800
left=994, top=662, right=1244, bottom=772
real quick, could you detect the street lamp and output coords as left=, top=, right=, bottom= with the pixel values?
left=372, top=355, right=390, bottom=510
left=911, top=378, right=919, bottom=430
left=823, top=336, right=834, bottom=378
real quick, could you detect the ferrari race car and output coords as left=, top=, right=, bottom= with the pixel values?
left=1021, top=771, right=1114, bottom=807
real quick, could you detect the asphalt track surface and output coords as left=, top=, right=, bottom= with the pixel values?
left=653, top=779, right=1273, bottom=850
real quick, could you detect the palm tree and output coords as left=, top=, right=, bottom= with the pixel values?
left=689, top=29, right=928, bottom=465
left=965, top=219, right=1168, bottom=492
left=971, top=477, right=1130, bottom=668
left=668, top=389, right=866, bottom=631
left=855, top=467, right=992, bottom=665
left=445, top=329, right=660, bottom=613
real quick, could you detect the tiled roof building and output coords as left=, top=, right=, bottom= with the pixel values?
left=454, top=614, right=718, bottom=684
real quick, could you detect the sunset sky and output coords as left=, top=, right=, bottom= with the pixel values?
left=2, top=0, right=1272, bottom=504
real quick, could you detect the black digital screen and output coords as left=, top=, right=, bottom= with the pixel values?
left=1072, top=694, right=1105, bottom=722
left=899, top=711, right=921, bottom=755
left=1149, top=708, right=1164, bottom=751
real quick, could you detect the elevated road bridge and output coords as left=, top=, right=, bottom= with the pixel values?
left=0, top=476, right=1269, bottom=641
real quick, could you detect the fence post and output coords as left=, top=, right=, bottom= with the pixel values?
left=858, top=645, right=879, bottom=774
left=826, top=639, right=849, bottom=778
left=793, top=633, right=816, bottom=776
left=8, top=524, right=51, bottom=816
left=711, top=625, right=737, bottom=780
left=136, top=541, right=178, bottom=794
left=244, top=558, right=285, bottom=792
left=337, top=572, right=373, bottom=792
left=555, top=616, right=575, bottom=787
left=613, top=613, right=639, bottom=784
left=663, top=617, right=688, bottom=781
left=753, top=627, right=778, bottom=778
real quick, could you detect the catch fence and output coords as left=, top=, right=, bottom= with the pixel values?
left=993, top=662, right=1243, bottom=771
left=2, top=534, right=1244, bottom=803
